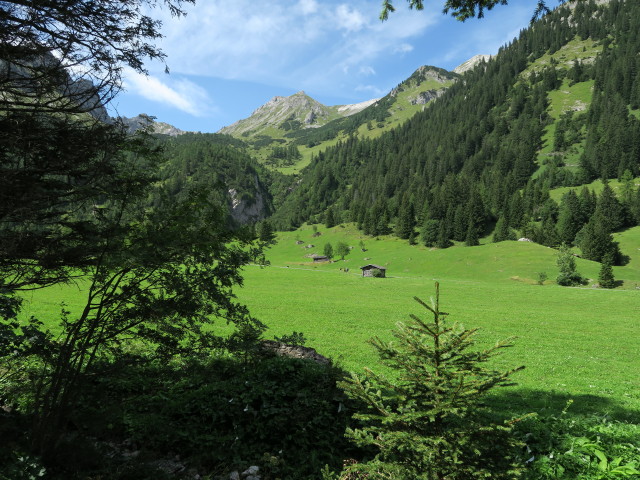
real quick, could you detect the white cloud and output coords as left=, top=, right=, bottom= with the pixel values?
left=355, top=84, right=386, bottom=96
left=138, top=0, right=440, bottom=100
left=335, top=4, right=367, bottom=32
left=394, top=43, right=414, bottom=54
left=359, top=66, right=376, bottom=76
left=297, top=0, right=318, bottom=15
left=123, top=70, right=215, bottom=117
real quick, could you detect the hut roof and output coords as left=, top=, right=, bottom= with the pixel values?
left=360, top=264, right=386, bottom=270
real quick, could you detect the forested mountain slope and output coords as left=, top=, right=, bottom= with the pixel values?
left=150, top=133, right=289, bottom=225
left=270, top=0, right=640, bottom=266
left=216, top=66, right=457, bottom=172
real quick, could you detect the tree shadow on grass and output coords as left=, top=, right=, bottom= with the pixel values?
left=487, top=388, right=640, bottom=424
left=487, top=387, right=640, bottom=423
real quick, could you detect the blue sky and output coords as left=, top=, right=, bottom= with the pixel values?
left=108, top=0, right=543, bottom=133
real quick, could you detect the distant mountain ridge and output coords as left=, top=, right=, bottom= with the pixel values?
left=214, top=63, right=460, bottom=172
left=120, top=114, right=186, bottom=136
left=217, top=91, right=379, bottom=137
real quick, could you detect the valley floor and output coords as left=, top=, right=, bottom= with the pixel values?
left=237, top=224, right=640, bottom=418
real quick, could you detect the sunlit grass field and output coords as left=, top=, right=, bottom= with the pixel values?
left=20, top=223, right=640, bottom=417
left=237, top=224, right=640, bottom=417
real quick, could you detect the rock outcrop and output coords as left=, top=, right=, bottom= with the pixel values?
left=453, top=54, right=492, bottom=74
left=227, top=176, right=269, bottom=224
left=119, top=114, right=185, bottom=136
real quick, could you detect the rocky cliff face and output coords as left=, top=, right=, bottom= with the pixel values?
left=119, top=114, right=185, bottom=136
left=410, top=89, right=446, bottom=105
left=227, top=176, right=270, bottom=224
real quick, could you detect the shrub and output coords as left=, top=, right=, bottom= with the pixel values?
left=519, top=403, right=640, bottom=479
left=537, top=271, right=548, bottom=285
left=370, top=268, right=384, bottom=278
left=74, top=355, right=353, bottom=479
left=556, top=244, right=585, bottom=286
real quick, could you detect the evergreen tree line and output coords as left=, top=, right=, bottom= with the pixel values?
left=269, top=0, right=639, bottom=261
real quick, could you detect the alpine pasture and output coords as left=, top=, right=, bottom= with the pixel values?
left=21, top=223, right=640, bottom=418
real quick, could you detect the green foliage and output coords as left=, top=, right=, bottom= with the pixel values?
left=536, top=271, right=548, bottom=285
left=274, top=331, right=307, bottom=346
left=75, top=355, right=352, bottom=479
left=257, top=220, right=276, bottom=246
left=379, top=0, right=518, bottom=21
left=271, top=0, right=640, bottom=257
left=556, top=244, right=585, bottom=286
left=395, top=201, right=416, bottom=240
left=324, top=242, right=334, bottom=259
left=598, top=255, right=616, bottom=289
left=578, top=217, right=622, bottom=264
left=335, top=241, right=350, bottom=260
left=370, top=268, right=384, bottom=278
left=494, top=216, right=517, bottom=243
left=325, top=206, right=337, bottom=228
left=0, top=452, right=46, bottom=480
left=519, top=404, right=640, bottom=480
left=339, top=283, right=525, bottom=480
left=421, top=219, right=440, bottom=247
left=155, top=132, right=283, bottom=217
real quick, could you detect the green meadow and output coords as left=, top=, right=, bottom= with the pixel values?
left=237, top=224, right=640, bottom=417
left=20, top=223, right=640, bottom=417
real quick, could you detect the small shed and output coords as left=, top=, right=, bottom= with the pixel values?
left=311, top=254, right=330, bottom=263
left=360, top=264, right=387, bottom=277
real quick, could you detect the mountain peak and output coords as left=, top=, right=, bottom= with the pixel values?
left=220, top=91, right=344, bottom=136
left=453, top=54, right=492, bottom=74
left=120, top=114, right=185, bottom=136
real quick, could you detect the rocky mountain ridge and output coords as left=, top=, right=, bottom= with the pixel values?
left=453, top=54, right=492, bottom=74
left=217, top=91, right=379, bottom=137
left=119, top=114, right=186, bottom=136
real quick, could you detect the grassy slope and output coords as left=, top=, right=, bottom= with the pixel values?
left=235, top=224, right=640, bottom=417
left=529, top=37, right=602, bottom=177
left=549, top=177, right=640, bottom=203
left=20, top=224, right=640, bottom=417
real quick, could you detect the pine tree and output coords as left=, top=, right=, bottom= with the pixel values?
left=339, top=283, right=525, bottom=480
left=436, top=220, right=452, bottom=249
left=598, top=254, right=616, bottom=289
left=578, top=186, right=597, bottom=221
left=630, top=186, right=640, bottom=225
left=508, top=191, right=525, bottom=230
left=465, top=221, right=480, bottom=246
left=453, top=204, right=468, bottom=242
left=395, top=201, right=416, bottom=239
left=493, top=216, right=515, bottom=243
left=556, top=190, right=583, bottom=245
left=421, top=219, right=440, bottom=247
left=256, top=220, right=276, bottom=245
left=595, top=181, right=626, bottom=233
left=325, top=206, right=336, bottom=228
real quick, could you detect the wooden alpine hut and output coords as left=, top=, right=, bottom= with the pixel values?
left=360, top=264, right=387, bottom=277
